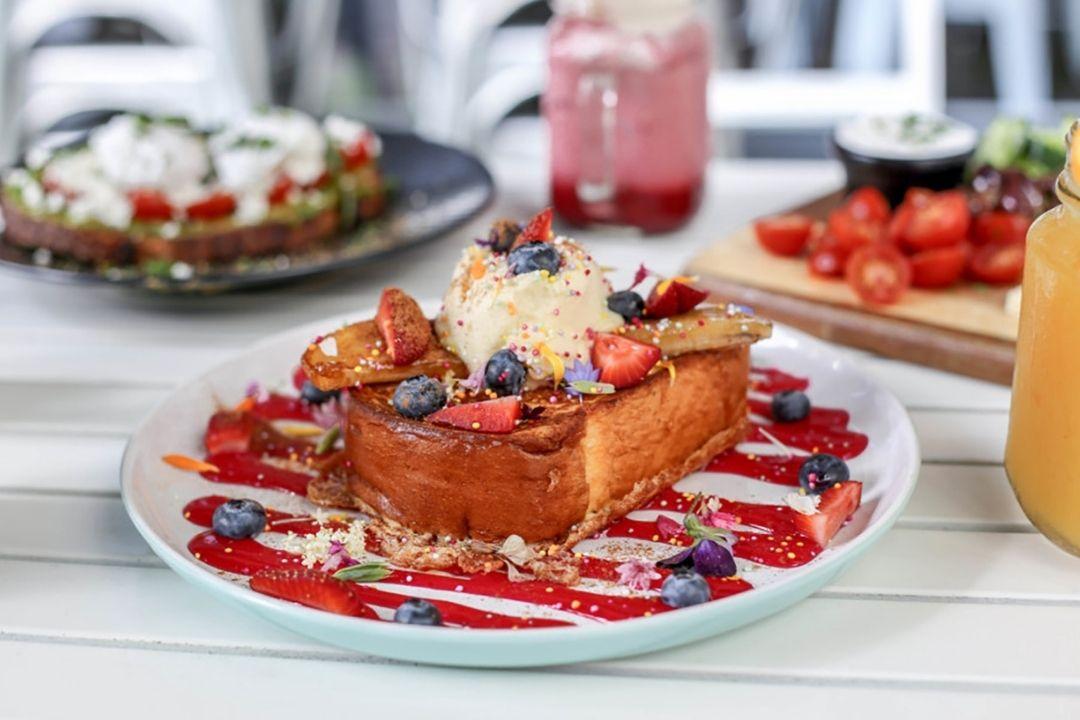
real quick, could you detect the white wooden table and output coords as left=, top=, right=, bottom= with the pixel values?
left=2, top=155, right=1076, bottom=719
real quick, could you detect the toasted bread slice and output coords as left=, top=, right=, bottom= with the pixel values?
left=302, top=318, right=468, bottom=390
left=330, top=346, right=751, bottom=545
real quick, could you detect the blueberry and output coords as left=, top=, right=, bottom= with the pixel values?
left=392, top=375, right=447, bottom=418
left=484, top=349, right=526, bottom=396
left=393, top=598, right=443, bottom=626
left=660, top=569, right=711, bottom=608
left=211, top=499, right=267, bottom=539
left=771, top=390, right=811, bottom=423
left=301, top=380, right=337, bottom=405
left=798, top=453, right=850, bottom=495
left=607, top=290, right=645, bottom=322
left=507, top=242, right=560, bottom=276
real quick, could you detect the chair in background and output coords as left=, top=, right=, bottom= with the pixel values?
left=0, top=0, right=271, bottom=163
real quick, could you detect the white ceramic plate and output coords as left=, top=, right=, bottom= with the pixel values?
left=121, top=308, right=920, bottom=668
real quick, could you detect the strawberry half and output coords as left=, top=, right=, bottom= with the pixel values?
left=205, top=410, right=256, bottom=454
left=793, top=481, right=862, bottom=547
left=375, top=287, right=432, bottom=366
left=292, top=366, right=309, bottom=391
left=428, top=396, right=522, bottom=433
left=249, top=567, right=377, bottom=618
left=511, top=207, right=554, bottom=248
left=645, top=278, right=709, bottom=318
left=591, top=332, right=662, bottom=389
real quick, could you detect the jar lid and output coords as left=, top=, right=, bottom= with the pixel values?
left=553, top=0, right=696, bottom=34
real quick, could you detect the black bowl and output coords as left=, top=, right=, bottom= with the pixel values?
left=831, top=139, right=971, bottom=206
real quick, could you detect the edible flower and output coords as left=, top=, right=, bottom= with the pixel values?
left=614, top=557, right=661, bottom=591
left=703, top=511, right=740, bottom=531
left=537, top=342, right=565, bottom=385
left=629, top=263, right=654, bottom=289
left=244, top=381, right=270, bottom=403
left=162, top=454, right=219, bottom=474
left=320, top=540, right=359, bottom=573
left=657, top=539, right=737, bottom=578
left=459, top=366, right=485, bottom=392
left=563, top=359, right=600, bottom=397
left=655, top=514, right=684, bottom=542
left=311, top=395, right=348, bottom=432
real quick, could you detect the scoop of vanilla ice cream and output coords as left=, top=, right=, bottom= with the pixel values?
left=435, top=237, right=623, bottom=381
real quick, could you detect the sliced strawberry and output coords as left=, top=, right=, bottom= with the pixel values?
left=205, top=410, right=256, bottom=454
left=428, top=396, right=522, bottom=433
left=249, top=568, right=376, bottom=618
left=591, top=332, right=661, bottom=389
left=375, top=287, right=432, bottom=366
left=645, top=279, right=707, bottom=318
left=128, top=189, right=175, bottom=221
left=673, top=281, right=708, bottom=312
left=292, top=366, right=309, bottom=391
left=511, top=207, right=554, bottom=248
left=792, top=481, right=862, bottom=547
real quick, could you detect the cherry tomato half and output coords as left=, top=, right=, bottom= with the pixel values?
left=968, top=242, right=1025, bottom=285
left=185, top=191, right=237, bottom=221
left=903, top=190, right=971, bottom=251
left=809, top=247, right=846, bottom=278
left=267, top=175, right=295, bottom=205
left=844, top=244, right=912, bottom=305
left=340, top=138, right=371, bottom=170
left=971, top=211, right=1031, bottom=246
left=845, top=187, right=891, bottom=223
left=827, top=208, right=885, bottom=252
left=754, top=214, right=814, bottom=256
left=910, top=244, right=969, bottom=289
left=128, top=189, right=175, bottom=222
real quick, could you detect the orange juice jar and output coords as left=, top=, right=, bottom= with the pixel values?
left=1005, top=121, right=1080, bottom=553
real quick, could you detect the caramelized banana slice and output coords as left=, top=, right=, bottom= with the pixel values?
left=302, top=320, right=468, bottom=391
left=623, top=306, right=772, bottom=357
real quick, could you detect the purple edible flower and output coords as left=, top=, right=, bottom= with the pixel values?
left=460, top=366, right=485, bottom=392
left=320, top=540, right=360, bottom=573
left=312, top=395, right=348, bottom=431
left=657, top=539, right=737, bottom=578
left=563, top=359, right=600, bottom=397
left=244, top=381, right=270, bottom=403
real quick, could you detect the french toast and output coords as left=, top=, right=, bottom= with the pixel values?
left=297, top=211, right=771, bottom=577
left=1, top=109, right=384, bottom=268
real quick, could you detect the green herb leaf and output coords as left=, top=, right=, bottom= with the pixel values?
left=315, top=425, right=340, bottom=455
left=683, top=512, right=735, bottom=545
left=333, top=561, right=390, bottom=583
left=569, top=380, right=615, bottom=395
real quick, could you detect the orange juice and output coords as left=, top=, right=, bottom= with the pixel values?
left=1005, top=121, right=1080, bottom=553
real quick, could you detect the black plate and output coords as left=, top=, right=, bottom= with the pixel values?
left=0, top=130, right=494, bottom=293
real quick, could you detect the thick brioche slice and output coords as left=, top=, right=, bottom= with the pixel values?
left=336, top=346, right=751, bottom=544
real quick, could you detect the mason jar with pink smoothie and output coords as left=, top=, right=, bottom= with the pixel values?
left=544, top=0, right=711, bottom=233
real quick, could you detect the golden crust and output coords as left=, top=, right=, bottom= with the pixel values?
left=329, top=347, right=751, bottom=544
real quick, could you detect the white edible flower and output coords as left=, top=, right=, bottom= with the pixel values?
left=498, top=534, right=536, bottom=567
left=785, top=492, right=821, bottom=516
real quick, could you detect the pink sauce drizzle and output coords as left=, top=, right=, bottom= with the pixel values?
left=179, top=366, right=867, bottom=628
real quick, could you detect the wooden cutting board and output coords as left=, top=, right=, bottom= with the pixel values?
left=686, top=192, right=1018, bottom=385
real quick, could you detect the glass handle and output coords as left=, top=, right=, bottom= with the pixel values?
left=574, top=71, right=618, bottom=206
